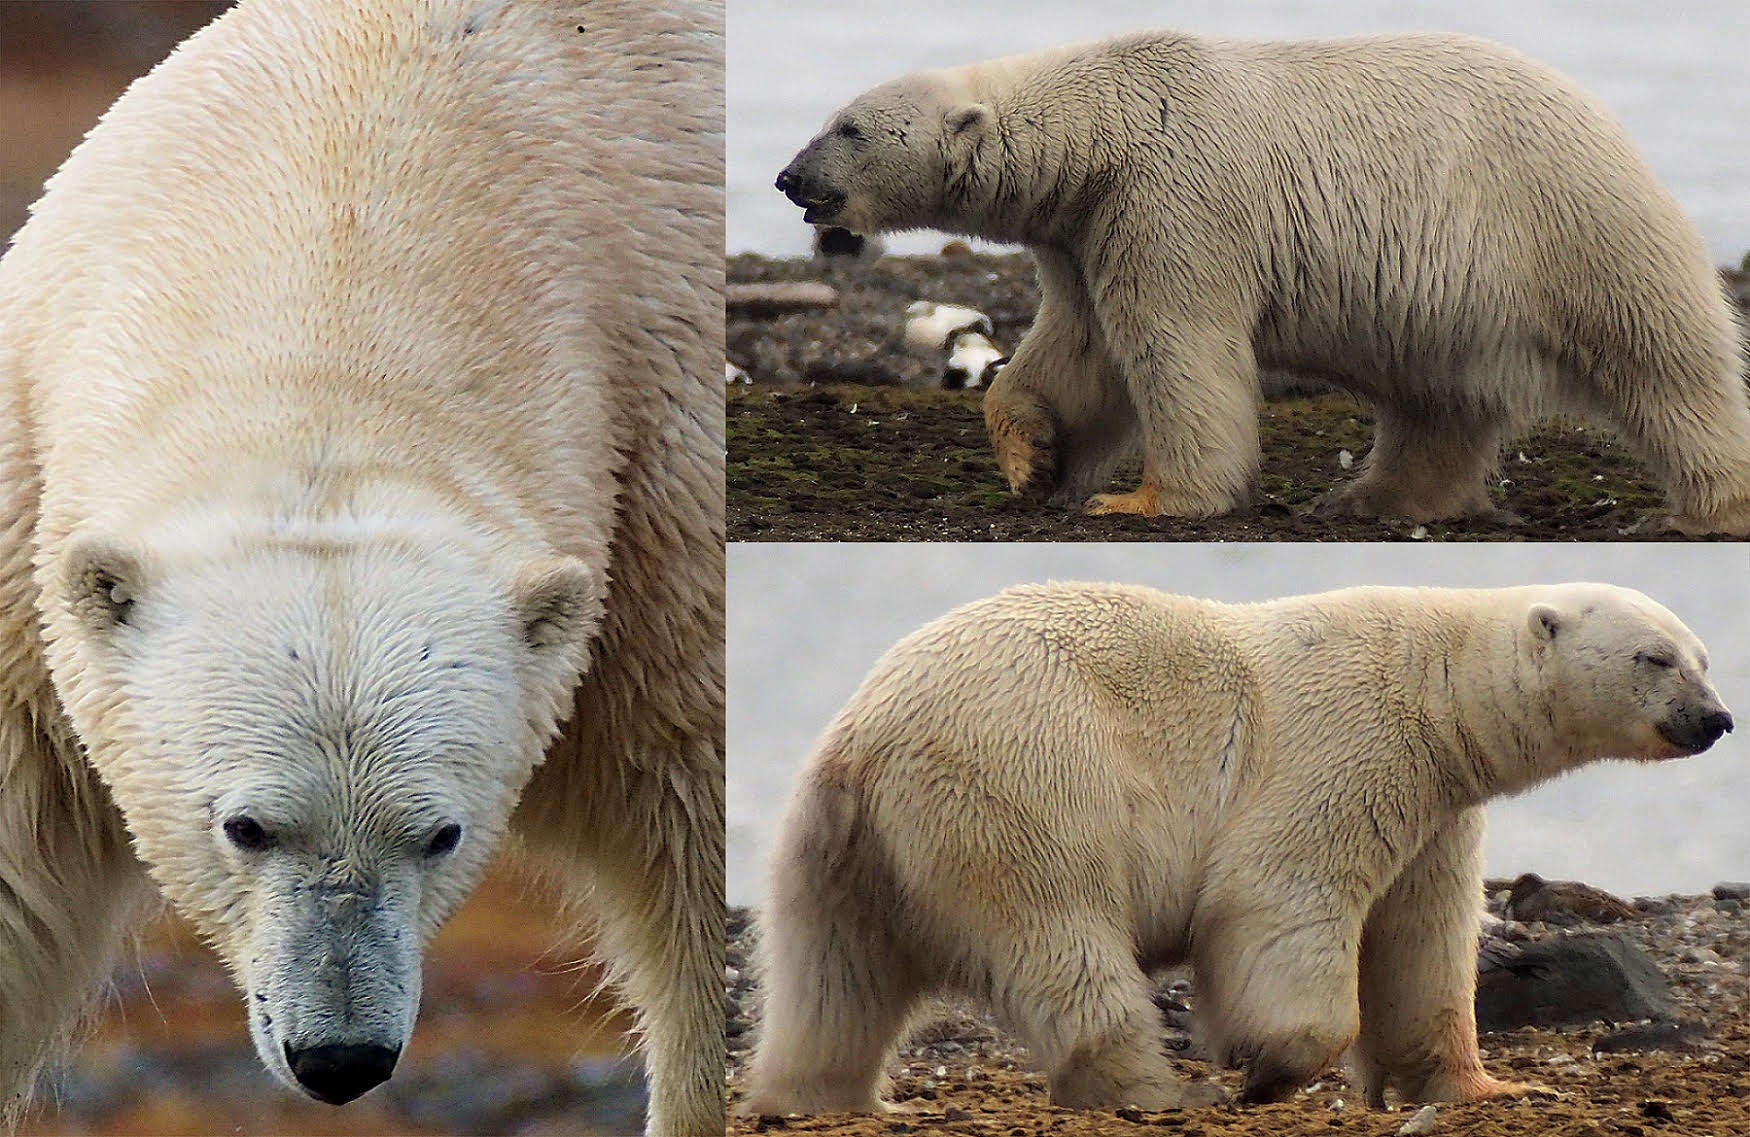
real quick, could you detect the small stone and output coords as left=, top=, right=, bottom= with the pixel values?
left=1640, top=1099, right=1675, bottom=1120
left=1115, top=1106, right=1145, bottom=1123
left=944, top=1107, right=973, bottom=1122
left=1712, top=882, right=1750, bottom=901
left=1397, top=1104, right=1439, bottom=1135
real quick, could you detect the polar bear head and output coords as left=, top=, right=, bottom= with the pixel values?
left=47, top=525, right=601, bottom=1105
left=776, top=69, right=994, bottom=237
left=1522, top=583, right=1732, bottom=768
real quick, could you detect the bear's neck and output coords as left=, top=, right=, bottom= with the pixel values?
left=1417, top=615, right=1565, bottom=807
left=936, top=66, right=1117, bottom=248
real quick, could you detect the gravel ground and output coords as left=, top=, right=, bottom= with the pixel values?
left=725, top=885, right=1750, bottom=1137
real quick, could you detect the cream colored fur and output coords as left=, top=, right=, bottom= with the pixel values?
left=779, top=31, right=1750, bottom=532
left=747, top=582, right=1730, bottom=1113
left=0, top=2, right=724, bottom=1133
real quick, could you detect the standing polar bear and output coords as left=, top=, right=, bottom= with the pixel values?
left=776, top=31, right=1750, bottom=533
left=0, top=2, right=724, bottom=1134
left=746, top=582, right=1733, bottom=1113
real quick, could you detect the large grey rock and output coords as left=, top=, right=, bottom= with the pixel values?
left=1475, top=931, right=1674, bottom=1031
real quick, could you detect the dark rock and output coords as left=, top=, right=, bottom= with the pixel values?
left=944, top=1106, right=974, bottom=1121
left=1711, top=881, right=1750, bottom=901
left=1592, top=1020, right=1706, bottom=1054
left=1504, top=873, right=1635, bottom=925
left=1475, top=930, right=1675, bottom=1031
left=1116, top=1106, right=1145, bottom=1123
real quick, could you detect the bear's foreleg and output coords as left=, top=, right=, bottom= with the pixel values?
left=744, top=774, right=926, bottom=1115
left=987, top=918, right=1224, bottom=1110
left=1084, top=285, right=1261, bottom=518
left=985, top=250, right=1137, bottom=504
left=0, top=732, right=153, bottom=1120
left=1193, top=902, right=1363, bottom=1103
left=1354, top=808, right=1532, bottom=1106
left=514, top=735, right=726, bottom=1136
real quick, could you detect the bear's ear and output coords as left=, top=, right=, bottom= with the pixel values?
left=946, top=104, right=990, bottom=139
left=1527, top=603, right=1563, bottom=643
left=510, top=557, right=604, bottom=653
left=63, top=536, right=146, bottom=632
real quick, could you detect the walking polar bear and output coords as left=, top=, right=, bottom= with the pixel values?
left=776, top=31, right=1750, bottom=533
left=747, top=582, right=1732, bottom=1113
left=0, top=2, right=723, bottom=1133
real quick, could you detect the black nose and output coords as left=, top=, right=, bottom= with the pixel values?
left=285, top=1042, right=399, bottom=1105
left=1702, top=709, right=1734, bottom=743
left=775, top=167, right=796, bottom=194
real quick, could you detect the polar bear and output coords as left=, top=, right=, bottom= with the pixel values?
left=0, top=2, right=723, bottom=1134
left=775, top=31, right=1750, bottom=534
left=745, top=582, right=1732, bottom=1113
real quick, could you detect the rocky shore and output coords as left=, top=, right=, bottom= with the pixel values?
left=726, top=880, right=1750, bottom=1137
left=727, top=252, right=1750, bottom=543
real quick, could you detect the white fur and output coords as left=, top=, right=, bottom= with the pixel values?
left=0, top=2, right=724, bottom=1133
left=746, top=582, right=1730, bottom=1114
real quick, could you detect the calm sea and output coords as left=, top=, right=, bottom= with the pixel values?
left=727, top=545, right=1750, bottom=906
left=729, top=0, right=1750, bottom=262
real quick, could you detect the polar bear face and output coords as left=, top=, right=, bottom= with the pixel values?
left=50, top=532, right=599, bottom=1104
left=776, top=73, right=988, bottom=235
left=1526, top=585, right=1733, bottom=767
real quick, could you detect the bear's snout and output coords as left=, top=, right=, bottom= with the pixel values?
left=775, top=160, right=845, bottom=222
left=284, top=1040, right=400, bottom=1105
left=1657, top=705, right=1734, bottom=755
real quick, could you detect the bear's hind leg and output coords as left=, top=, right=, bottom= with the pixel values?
left=1355, top=807, right=1532, bottom=1107
left=743, top=775, right=926, bottom=1115
left=1317, top=407, right=1505, bottom=523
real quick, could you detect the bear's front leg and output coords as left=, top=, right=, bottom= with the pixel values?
left=1192, top=901, right=1363, bottom=1103
left=983, top=372, right=1063, bottom=499
left=0, top=732, right=154, bottom=1117
left=1084, top=264, right=1262, bottom=518
left=984, top=249, right=1139, bottom=504
left=1354, top=807, right=1534, bottom=1106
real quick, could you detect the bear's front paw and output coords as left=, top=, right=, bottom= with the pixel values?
left=983, top=388, right=1061, bottom=499
left=1085, top=485, right=1160, bottom=517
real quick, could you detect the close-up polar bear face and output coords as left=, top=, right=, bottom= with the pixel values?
left=1525, top=584, right=1732, bottom=769
left=46, top=529, right=600, bottom=1105
left=776, top=73, right=987, bottom=236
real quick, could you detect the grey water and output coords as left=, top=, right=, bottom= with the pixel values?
left=729, top=0, right=1750, bottom=263
left=727, top=544, right=1750, bottom=907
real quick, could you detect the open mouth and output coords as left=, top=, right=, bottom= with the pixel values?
left=800, top=193, right=845, bottom=224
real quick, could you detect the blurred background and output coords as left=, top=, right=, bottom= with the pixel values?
left=3, top=4, right=648, bottom=1134
left=730, top=0, right=1750, bottom=261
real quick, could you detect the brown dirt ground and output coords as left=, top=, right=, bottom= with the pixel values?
left=727, top=252, right=1750, bottom=543
left=728, top=989, right=1750, bottom=1137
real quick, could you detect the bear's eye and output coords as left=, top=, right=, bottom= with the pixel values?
left=222, top=815, right=272, bottom=852
left=836, top=122, right=864, bottom=141
left=425, top=823, right=463, bottom=858
left=1636, top=652, right=1675, bottom=669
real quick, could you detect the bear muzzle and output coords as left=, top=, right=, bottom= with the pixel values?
left=1656, top=706, right=1734, bottom=755
left=775, top=164, right=846, bottom=223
